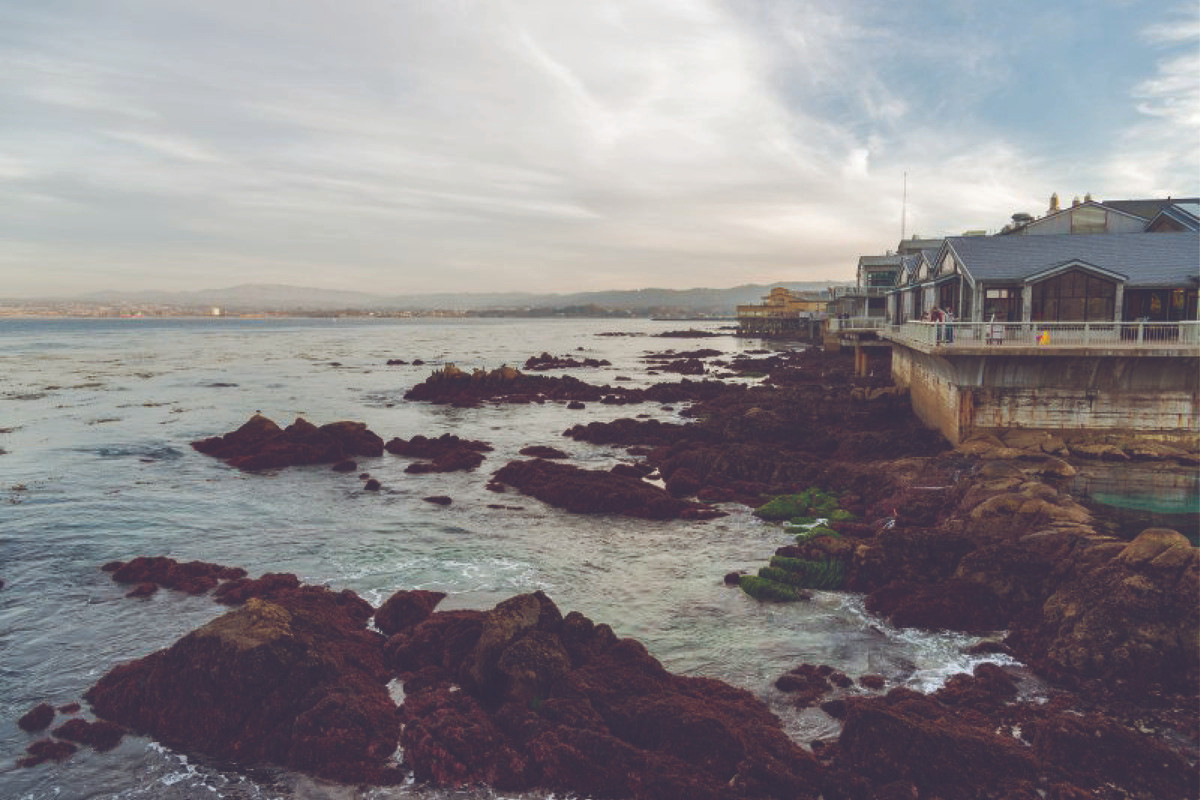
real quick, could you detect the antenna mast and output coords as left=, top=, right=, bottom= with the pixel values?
left=900, top=171, right=907, bottom=242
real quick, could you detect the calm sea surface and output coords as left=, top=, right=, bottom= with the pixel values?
left=0, top=317, right=1008, bottom=799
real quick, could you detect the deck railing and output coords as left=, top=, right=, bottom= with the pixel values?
left=829, top=316, right=889, bottom=332
left=884, top=320, right=1200, bottom=349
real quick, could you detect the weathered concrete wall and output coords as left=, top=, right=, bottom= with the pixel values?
left=891, top=344, right=1200, bottom=445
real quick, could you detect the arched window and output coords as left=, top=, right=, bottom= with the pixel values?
left=1031, top=269, right=1116, bottom=322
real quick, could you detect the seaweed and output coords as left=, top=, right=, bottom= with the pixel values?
left=753, top=494, right=809, bottom=521
left=737, top=575, right=810, bottom=602
left=754, top=486, right=844, bottom=521
left=767, top=555, right=845, bottom=590
left=791, top=524, right=841, bottom=543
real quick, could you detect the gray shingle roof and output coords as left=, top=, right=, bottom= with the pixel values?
left=1102, top=197, right=1200, bottom=221
left=947, top=232, right=1199, bottom=287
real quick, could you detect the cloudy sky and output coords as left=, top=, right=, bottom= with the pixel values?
left=1, top=0, right=1197, bottom=297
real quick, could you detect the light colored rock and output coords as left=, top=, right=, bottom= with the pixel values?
left=1069, top=442, right=1129, bottom=461
left=1117, top=528, right=1193, bottom=566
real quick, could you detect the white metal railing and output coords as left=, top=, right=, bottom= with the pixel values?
left=827, top=286, right=893, bottom=298
left=884, top=320, right=1200, bottom=349
left=829, top=316, right=889, bottom=332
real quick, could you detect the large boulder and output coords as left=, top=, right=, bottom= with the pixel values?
left=374, top=589, right=446, bottom=636
left=387, top=593, right=823, bottom=799
left=85, top=588, right=401, bottom=784
left=1007, top=528, right=1200, bottom=695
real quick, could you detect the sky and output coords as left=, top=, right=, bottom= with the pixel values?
left=1, top=0, right=1197, bottom=297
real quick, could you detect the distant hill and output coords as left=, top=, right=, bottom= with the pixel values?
left=56, top=281, right=850, bottom=314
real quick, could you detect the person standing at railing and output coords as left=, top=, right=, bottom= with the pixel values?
left=931, top=306, right=945, bottom=343
left=944, top=306, right=955, bottom=343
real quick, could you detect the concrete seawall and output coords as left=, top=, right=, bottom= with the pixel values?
left=891, top=345, right=1200, bottom=445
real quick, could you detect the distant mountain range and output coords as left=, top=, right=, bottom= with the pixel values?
left=21, top=281, right=851, bottom=314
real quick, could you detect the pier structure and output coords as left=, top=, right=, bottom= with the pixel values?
left=882, top=320, right=1200, bottom=445
left=844, top=197, right=1199, bottom=444
left=736, top=287, right=826, bottom=339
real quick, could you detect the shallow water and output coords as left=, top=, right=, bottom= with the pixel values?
left=0, top=317, right=1012, bottom=799
left=1072, top=463, right=1200, bottom=543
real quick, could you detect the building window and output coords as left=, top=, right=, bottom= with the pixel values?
left=983, top=287, right=1018, bottom=322
left=1031, top=269, right=1115, bottom=321
left=1070, top=206, right=1107, bottom=234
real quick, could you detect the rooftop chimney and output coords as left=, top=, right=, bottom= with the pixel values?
left=1049, top=193, right=1060, bottom=213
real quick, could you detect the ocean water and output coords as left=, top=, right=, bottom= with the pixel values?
left=0, top=317, right=1010, bottom=800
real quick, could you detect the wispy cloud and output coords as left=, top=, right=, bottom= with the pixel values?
left=0, top=0, right=1195, bottom=296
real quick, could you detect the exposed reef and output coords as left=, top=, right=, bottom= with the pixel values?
left=491, top=458, right=726, bottom=520
left=385, top=433, right=493, bottom=473
left=85, top=579, right=402, bottom=785
left=524, top=352, right=612, bottom=370
left=191, top=414, right=384, bottom=471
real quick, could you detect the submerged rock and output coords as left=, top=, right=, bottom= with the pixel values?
left=105, top=556, right=247, bottom=595
left=18, top=738, right=76, bottom=768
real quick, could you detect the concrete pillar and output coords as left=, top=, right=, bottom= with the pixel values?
left=973, top=283, right=984, bottom=322
left=1114, top=283, right=1125, bottom=321
left=1021, top=284, right=1033, bottom=322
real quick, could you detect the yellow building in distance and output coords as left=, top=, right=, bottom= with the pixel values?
left=736, top=287, right=827, bottom=336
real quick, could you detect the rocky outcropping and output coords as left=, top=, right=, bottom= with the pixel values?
left=86, top=585, right=402, bottom=785
left=102, top=556, right=248, bottom=596
left=524, top=352, right=611, bottom=370
left=386, top=592, right=822, bottom=799
left=817, top=664, right=1197, bottom=800
left=404, top=364, right=604, bottom=407
left=191, top=414, right=385, bottom=471
left=491, top=459, right=725, bottom=520
left=1007, top=528, right=1200, bottom=696
left=385, top=434, right=492, bottom=473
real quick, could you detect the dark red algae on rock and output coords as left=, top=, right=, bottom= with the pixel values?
left=191, top=414, right=384, bottom=471
left=105, top=556, right=247, bottom=595
left=386, top=592, right=822, bottom=799
left=17, top=703, right=55, bottom=732
left=491, top=458, right=725, bottom=520
left=374, top=589, right=446, bottom=636
left=18, top=739, right=76, bottom=768
left=52, top=718, right=124, bottom=751
left=85, top=586, right=401, bottom=785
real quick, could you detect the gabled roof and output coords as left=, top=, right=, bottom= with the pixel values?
left=1147, top=203, right=1200, bottom=232
left=945, top=232, right=1199, bottom=287
left=1102, top=197, right=1200, bottom=221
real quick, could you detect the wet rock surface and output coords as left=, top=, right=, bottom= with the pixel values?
left=385, top=433, right=493, bottom=473
left=404, top=364, right=729, bottom=407
left=491, top=458, right=726, bottom=520
left=191, top=414, right=385, bottom=471
left=86, top=581, right=401, bottom=785
left=103, top=556, right=248, bottom=595
left=814, top=664, right=1197, bottom=800
left=388, top=592, right=822, bottom=799
left=524, top=352, right=611, bottom=370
